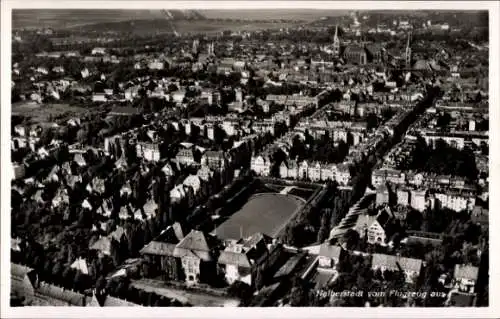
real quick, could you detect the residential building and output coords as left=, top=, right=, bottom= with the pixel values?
left=172, top=230, right=220, bottom=284
left=354, top=207, right=394, bottom=246
left=140, top=223, right=185, bottom=281
left=251, top=155, right=272, bottom=176
left=175, top=148, right=196, bottom=166
left=453, top=264, right=479, bottom=293
left=202, top=150, right=227, bottom=171
left=371, top=253, right=423, bottom=283
left=217, top=233, right=281, bottom=287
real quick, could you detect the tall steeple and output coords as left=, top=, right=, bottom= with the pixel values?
left=405, top=32, right=412, bottom=69
left=192, top=39, right=199, bottom=54
left=208, top=42, right=214, bottom=56
left=333, top=25, right=340, bottom=58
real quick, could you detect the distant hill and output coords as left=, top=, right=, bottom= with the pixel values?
left=12, top=9, right=349, bottom=30
left=12, top=9, right=206, bottom=30
left=200, top=9, right=348, bottom=22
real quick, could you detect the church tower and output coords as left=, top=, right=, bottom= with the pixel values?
left=405, top=32, right=412, bottom=69
left=208, top=42, right=214, bottom=56
left=333, top=25, right=340, bottom=58
left=192, top=39, right=199, bottom=55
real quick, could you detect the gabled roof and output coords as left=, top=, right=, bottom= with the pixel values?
left=70, top=257, right=89, bottom=275
left=110, top=226, right=127, bottom=241
left=217, top=250, right=251, bottom=268
left=173, top=230, right=216, bottom=261
left=140, top=240, right=176, bottom=256
left=140, top=223, right=184, bottom=256
left=74, top=153, right=87, bottom=166
left=90, top=237, right=112, bottom=254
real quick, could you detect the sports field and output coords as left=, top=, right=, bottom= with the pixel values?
left=213, top=193, right=305, bottom=240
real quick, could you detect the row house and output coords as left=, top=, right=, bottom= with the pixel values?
left=175, top=148, right=197, bottom=166
left=330, top=100, right=357, bottom=116
left=423, top=131, right=488, bottom=150
left=148, top=60, right=165, bottom=70
left=433, top=190, right=476, bottom=212
left=376, top=184, right=430, bottom=213
left=252, top=120, right=276, bottom=136
left=135, top=142, right=160, bottom=162
left=266, top=94, right=318, bottom=108
left=251, top=154, right=272, bottom=177
left=371, top=168, right=406, bottom=188
left=201, top=150, right=227, bottom=171
left=279, top=160, right=352, bottom=185
left=200, top=88, right=221, bottom=106
left=423, top=132, right=466, bottom=150
left=374, top=168, right=470, bottom=190
left=376, top=178, right=476, bottom=212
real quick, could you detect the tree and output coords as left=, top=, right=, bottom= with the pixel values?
left=96, top=275, right=107, bottom=291
left=342, top=229, right=360, bottom=250
left=110, top=238, right=122, bottom=267
left=366, top=113, right=379, bottom=131
left=289, top=279, right=308, bottom=306
left=227, top=281, right=253, bottom=303
left=254, top=267, right=265, bottom=291
left=317, top=212, right=331, bottom=243
left=52, top=261, right=64, bottom=284
left=39, top=124, right=54, bottom=142
left=436, top=112, right=451, bottom=130
left=405, top=209, right=423, bottom=231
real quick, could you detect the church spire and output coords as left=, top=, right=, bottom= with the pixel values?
left=405, top=31, right=412, bottom=69
left=333, top=25, right=340, bottom=58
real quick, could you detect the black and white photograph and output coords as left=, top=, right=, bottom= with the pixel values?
left=1, top=1, right=499, bottom=317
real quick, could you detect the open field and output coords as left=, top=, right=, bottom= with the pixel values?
left=68, top=19, right=298, bottom=36
left=12, top=102, right=89, bottom=123
left=172, top=20, right=297, bottom=35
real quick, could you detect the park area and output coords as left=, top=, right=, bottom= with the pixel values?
left=12, top=102, right=89, bottom=124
